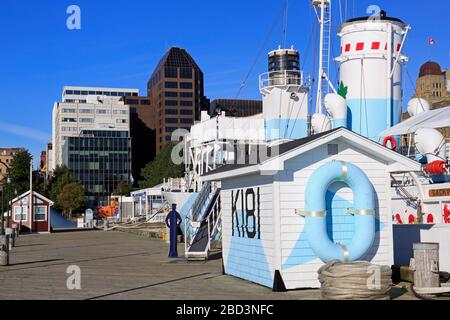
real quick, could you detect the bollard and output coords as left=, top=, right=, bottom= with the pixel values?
left=0, top=235, right=9, bottom=266
left=103, top=219, right=109, bottom=231
left=412, top=242, right=440, bottom=288
left=5, top=228, right=14, bottom=250
left=12, top=224, right=19, bottom=238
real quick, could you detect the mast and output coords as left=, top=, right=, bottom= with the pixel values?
left=312, top=0, right=332, bottom=114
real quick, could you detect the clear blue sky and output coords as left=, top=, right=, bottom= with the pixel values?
left=0, top=0, right=448, bottom=164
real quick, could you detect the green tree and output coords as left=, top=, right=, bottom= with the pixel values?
left=112, top=181, right=132, bottom=196
left=139, top=143, right=184, bottom=188
left=2, top=150, right=43, bottom=197
left=46, top=165, right=77, bottom=211
left=56, top=182, right=85, bottom=219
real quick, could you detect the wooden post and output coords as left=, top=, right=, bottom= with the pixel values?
left=413, top=242, right=440, bottom=288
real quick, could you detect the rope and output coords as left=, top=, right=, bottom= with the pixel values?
left=318, top=260, right=392, bottom=300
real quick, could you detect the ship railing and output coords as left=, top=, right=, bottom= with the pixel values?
left=259, top=70, right=306, bottom=92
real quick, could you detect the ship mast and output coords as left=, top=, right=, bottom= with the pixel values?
left=312, top=0, right=332, bottom=114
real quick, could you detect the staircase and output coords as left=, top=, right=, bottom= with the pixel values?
left=184, top=182, right=222, bottom=260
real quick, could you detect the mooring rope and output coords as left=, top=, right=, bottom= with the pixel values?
left=318, top=260, right=392, bottom=300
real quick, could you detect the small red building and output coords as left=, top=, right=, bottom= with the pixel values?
left=9, top=191, right=53, bottom=233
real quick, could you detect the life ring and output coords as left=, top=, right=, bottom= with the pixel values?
left=383, top=136, right=397, bottom=150
left=301, top=161, right=375, bottom=263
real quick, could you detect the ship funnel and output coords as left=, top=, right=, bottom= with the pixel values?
left=311, top=113, right=332, bottom=134
left=407, top=98, right=431, bottom=117
left=415, top=128, right=446, bottom=163
left=325, top=93, right=347, bottom=129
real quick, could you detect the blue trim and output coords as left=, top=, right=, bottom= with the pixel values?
left=304, top=161, right=375, bottom=262
left=333, top=118, right=347, bottom=129
left=265, top=119, right=307, bottom=140
left=347, top=99, right=402, bottom=141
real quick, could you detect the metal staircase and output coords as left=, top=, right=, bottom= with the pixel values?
left=184, top=182, right=222, bottom=260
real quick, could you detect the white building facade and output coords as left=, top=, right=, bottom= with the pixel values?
left=51, top=86, right=138, bottom=171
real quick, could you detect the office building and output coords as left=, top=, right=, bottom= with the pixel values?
left=147, top=47, right=209, bottom=153
left=52, top=86, right=136, bottom=207
left=209, top=99, right=263, bottom=117
left=64, top=130, right=132, bottom=208
left=122, top=96, right=156, bottom=183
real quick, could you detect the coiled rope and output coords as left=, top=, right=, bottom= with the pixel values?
left=318, top=260, right=392, bottom=300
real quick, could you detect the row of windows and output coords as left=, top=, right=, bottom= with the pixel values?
left=125, top=99, right=150, bottom=105
left=164, top=67, right=193, bottom=79
left=164, top=118, right=194, bottom=124
left=62, top=117, right=127, bottom=124
left=164, top=91, right=193, bottom=98
left=63, top=109, right=127, bottom=115
left=164, top=82, right=194, bottom=89
left=65, top=90, right=138, bottom=97
left=164, top=100, right=193, bottom=107
left=164, top=109, right=193, bottom=115
left=13, top=206, right=47, bottom=222
left=64, top=99, right=87, bottom=103
left=432, top=83, right=443, bottom=89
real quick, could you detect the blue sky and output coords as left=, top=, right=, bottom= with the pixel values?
left=0, top=0, right=448, bottom=164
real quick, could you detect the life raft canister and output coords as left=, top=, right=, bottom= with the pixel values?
left=300, top=161, right=376, bottom=263
left=383, top=136, right=397, bottom=151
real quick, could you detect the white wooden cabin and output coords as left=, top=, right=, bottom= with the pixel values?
left=202, top=128, right=420, bottom=290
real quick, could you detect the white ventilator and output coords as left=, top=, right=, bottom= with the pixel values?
left=311, top=113, right=332, bottom=134
left=324, top=93, right=347, bottom=128
left=415, top=128, right=446, bottom=163
left=407, top=98, right=431, bottom=117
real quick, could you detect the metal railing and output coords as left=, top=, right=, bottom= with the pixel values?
left=190, top=181, right=211, bottom=221
left=259, top=70, right=306, bottom=91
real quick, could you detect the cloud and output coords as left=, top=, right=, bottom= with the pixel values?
left=0, top=122, right=50, bottom=143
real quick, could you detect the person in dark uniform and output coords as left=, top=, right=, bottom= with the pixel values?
left=165, top=204, right=182, bottom=258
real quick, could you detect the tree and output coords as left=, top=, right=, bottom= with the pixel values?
left=56, top=182, right=85, bottom=219
left=46, top=165, right=77, bottom=211
left=139, top=143, right=184, bottom=188
left=3, top=150, right=32, bottom=196
left=113, top=181, right=132, bottom=196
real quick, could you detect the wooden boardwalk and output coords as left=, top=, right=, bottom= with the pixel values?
left=0, top=230, right=417, bottom=300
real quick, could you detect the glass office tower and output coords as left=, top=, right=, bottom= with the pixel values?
left=66, top=130, right=132, bottom=208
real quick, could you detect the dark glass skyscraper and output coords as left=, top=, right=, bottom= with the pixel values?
left=65, top=130, right=132, bottom=208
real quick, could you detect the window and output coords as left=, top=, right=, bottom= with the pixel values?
left=165, top=82, right=178, bottom=89
left=180, top=82, right=193, bottom=89
left=62, top=118, right=77, bottom=123
left=61, top=127, right=77, bottom=132
left=79, top=109, right=94, bottom=114
left=97, top=109, right=110, bottom=114
left=180, top=101, right=193, bottom=107
left=165, top=109, right=178, bottom=115
left=126, top=99, right=139, bottom=105
left=113, top=109, right=127, bottom=115
left=80, top=118, right=94, bottom=123
left=165, top=67, right=178, bottom=78
left=165, top=100, right=178, bottom=106
left=180, top=118, right=193, bottom=124
left=62, top=108, right=76, bottom=113
left=165, top=127, right=177, bottom=133
left=34, top=206, right=46, bottom=221
left=116, top=119, right=128, bottom=124
left=165, top=118, right=178, bottom=124
left=140, top=100, right=150, bottom=105
left=14, top=206, right=27, bottom=221
left=165, top=92, right=178, bottom=98
left=180, top=109, right=193, bottom=115
left=65, top=90, right=74, bottom=95
left=74, top=90, right=81, bottom=95
left=81, top=91, right=88, bottom=95
left=180, top=92, right=193, bottom=98
left=180, top=68, right=192, bottom=79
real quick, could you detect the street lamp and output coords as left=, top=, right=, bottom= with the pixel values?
left=0, top=159, right=7, bottom=235
left=6, top=177, right=11, bottom=229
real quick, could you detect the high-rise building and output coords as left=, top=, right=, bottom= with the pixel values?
left=147, top=47, right=209, bottom=153
left=0, top=148, right=25, bottom=186
left=52, top=86, right=136, bottom=207
left=209, top=99, right=263, bottom=117
left=52, top=86, right=137, bottom=170
left=122, top=96, right=156, bottom=183
left=64, top=130, right=132, bottom=208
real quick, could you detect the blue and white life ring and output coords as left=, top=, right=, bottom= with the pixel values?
left=301, top=161, right=375, bottom=263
